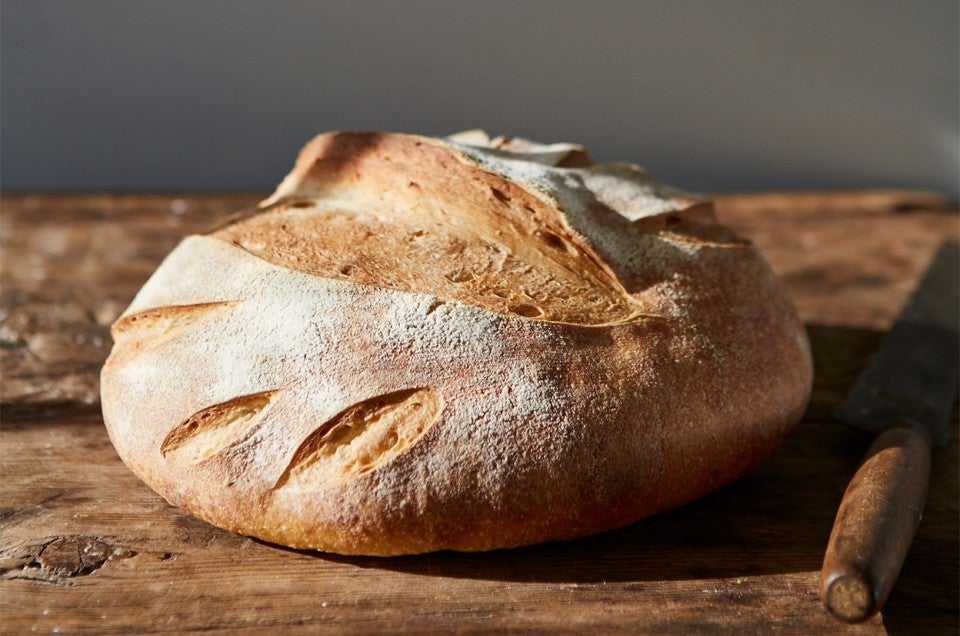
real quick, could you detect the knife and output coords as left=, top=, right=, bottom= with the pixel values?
left=820, top=241, right=959, bottom=622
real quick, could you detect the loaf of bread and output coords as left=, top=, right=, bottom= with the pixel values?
left=100, top=131, right=812, bottom=555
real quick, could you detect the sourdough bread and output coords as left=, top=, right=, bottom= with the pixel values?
left=100, top=131, right=812, bottom=555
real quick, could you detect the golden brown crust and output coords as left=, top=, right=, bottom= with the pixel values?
left=213, top=133, right=637, bottom=324
left=100, top=131, right=812, bottom=555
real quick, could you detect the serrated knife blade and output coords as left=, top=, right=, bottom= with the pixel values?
left=820, top=241, right=959, bottom=623
left=833, top=241, right=959, bottom=447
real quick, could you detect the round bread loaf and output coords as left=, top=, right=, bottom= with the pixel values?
left=100, top=131, right=812, bottom=556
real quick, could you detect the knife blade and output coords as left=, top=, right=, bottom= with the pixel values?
left=820, top=241, right=959, bottom=622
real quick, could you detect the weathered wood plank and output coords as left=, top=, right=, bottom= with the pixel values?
left=1, top=191, right=957, bottom=633
left=1, top=191, right=955, bottom=405
left=716, top=191, right=959, bottom=329
left=8, top=408, right=949, bottom=634
left=0, top=194, right=259, bottom=405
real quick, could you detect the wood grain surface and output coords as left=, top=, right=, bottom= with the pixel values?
left=1, top=191, right=957, bottom=634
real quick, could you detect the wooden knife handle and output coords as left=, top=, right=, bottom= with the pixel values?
left=820, top=424, right=932, bottom=622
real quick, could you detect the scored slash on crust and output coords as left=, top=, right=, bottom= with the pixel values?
left=160, top=389, right=280, bottom=465
left=111, top=301, right=238, bottom=345
left=157, top=386, right=443, bottom=489
left=273, top=387, right=442, bottom=490
left=209, top=132, right=648, bottom=326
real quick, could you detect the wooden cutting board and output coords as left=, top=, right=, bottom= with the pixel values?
left=1, top=191, right=957, bottom=634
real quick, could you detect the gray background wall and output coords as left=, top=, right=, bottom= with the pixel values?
left=2, top=0, right=957, bottom=197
